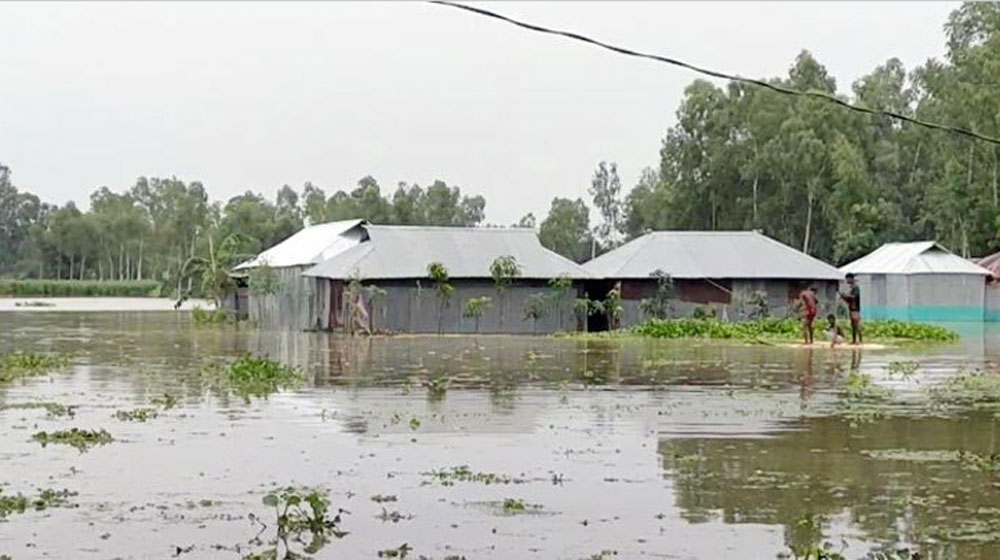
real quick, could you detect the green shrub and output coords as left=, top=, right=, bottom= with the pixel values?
left=0, top=279, right=160, bottom=298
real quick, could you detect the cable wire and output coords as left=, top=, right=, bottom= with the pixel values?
left=430, top=0, right=1000, bottom=146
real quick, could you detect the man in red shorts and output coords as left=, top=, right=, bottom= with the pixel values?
left=799, top=286, right=818, bottom=345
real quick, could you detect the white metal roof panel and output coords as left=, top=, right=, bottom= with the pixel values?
left=233, top=219, right=364, bottom=270
left=840, top=241, right=991, bottom=275
left=303, top=225, right=591, bottom=280
left=581, top=231, right=843, bottom=280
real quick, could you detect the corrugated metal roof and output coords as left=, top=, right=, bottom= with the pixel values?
left=581, top=231, right=843, bottom=280
left=233, top=219, right=365, bottom=270
left=976, top=251, right=1000, bottom=279
left=303, top=225, right=591, bottom=280
left=840, top=241, right=991, bottom=275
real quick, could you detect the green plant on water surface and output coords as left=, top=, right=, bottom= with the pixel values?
left=152, top=393, right=180, bottom=410
left=928, top=369, right=1000, bottom=406
left=113, top=407, right=159, bottom=422
left=626, top=318, right=957, bottom=342
left=250, top=487, right=347, bottom=558
left=958, top=450, right=1000, bottom=477
left=502, top=498, right=526, bottom=512
left=33, top=428, right=113, bottom=452
left=426, top=376, right=451, bottom=400
left=425, top=466, right=525, bottom=486
left=408, top=416, right=421, bottom=431
left=219, top=354, right=303, bottom=403
left=840, top=372, right=891, bottom=402
left=377, top=543, right=413, bottom=558
left=462, top=296, right=492, bottom=333
left=370, top=494, right=397, bottom=504
left=887, top=360, right=920, bottom=377
left=0, top=401, right=75, bottom=418
left=583, top=551, right=618, bottom=560
left=0, top=488, right=76, bottom=519
left=489, top=255, right=521, bottom=330
left=427, top=262, right=454, bottom=334
left=0, top=352, right=70, bottom=385
left=639, top=269, right=676, bottom=320
left=523, top=292, right=549, bottom=334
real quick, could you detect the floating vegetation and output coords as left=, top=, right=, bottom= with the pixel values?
left=0, top=401, right=75, bottom=418
left=840, top=372, right=891, bottom=402
left=584, top=552, right=618, bottom=560
left=425, top=466, right=526, bottom=486
left=207, top=354, right=303, bottom=402
left=886, top=360, right=920, bottom=377
left=33, top=428, right=114, bottom=452
left=860, top=449, right=960, bottom=463
left=623, top=318, right=957, bottom=342
left=957, top=450, right=1000, bottom=477
left=152, top=393, right=180, bottom=410
left=928, top=369, right=1000, bottom=406
left=0, top=487, right=76, bottom=519
left=113, top=407, right=159, bottom=422
left=247, top=487, right=347, bottom=558
left=191, top=306, right=240, bottom=325
left=408, top=417, right=421, bottom=431
left=371, top=494, right=398, bottom=504
left=377, top=543, right=412, bottom=558
left=376, top=508, right=412, bottom=523
left=426, top=375, right=451, bottom=399
left=0, top=352, right=70, bottom=384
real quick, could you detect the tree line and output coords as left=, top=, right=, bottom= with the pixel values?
left=2, top=3, right=998, bottom=291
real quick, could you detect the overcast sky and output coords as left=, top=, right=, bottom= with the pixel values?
left=1, top=1, right=957, bottom=225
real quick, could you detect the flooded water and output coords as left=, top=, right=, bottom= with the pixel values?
left=3, top=310, right=1000, bottom=559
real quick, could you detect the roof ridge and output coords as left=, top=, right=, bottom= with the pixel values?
left=366, top=223, right=534, bottom=233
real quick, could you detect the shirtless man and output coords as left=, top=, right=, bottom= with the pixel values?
left=839, top=273, right=863, bottom=345
left=799, top=287, right=819, bottom=345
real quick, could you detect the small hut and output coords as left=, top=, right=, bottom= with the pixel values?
left=303, top=225, right=590, bottom=334
left=232, top=220, right=366, bottom=330
left=582, top=231, right=844, bottom=326
left=976, top=251, right=1000, bottom=322
left=840, top=241, right=991, bottom=322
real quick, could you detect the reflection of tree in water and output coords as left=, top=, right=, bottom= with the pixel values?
left=659, top=414, right=1000, bottom=558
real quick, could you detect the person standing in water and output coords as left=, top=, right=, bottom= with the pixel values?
left=799, top=286, right=818, bottom=345
left=840, top=274, right=863, bottom=345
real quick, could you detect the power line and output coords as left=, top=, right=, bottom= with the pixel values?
left=430, top=0, right=1000, bottom=147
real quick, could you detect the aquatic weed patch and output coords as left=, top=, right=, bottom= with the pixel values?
left=377, top=543, right=412, bottom=558
left=33, top=428, right=113, bottom=451
left=0, top=352, right=70, bottom=384
left=113, top=407, right=159, bottom=422
left=0, top=488, right=76, bottom=519
left=152, top=393, right=180, bottom=409
left=928, top=369, right=1000, bottom=406
left=205, top=354, right=302, bottom=402
left=0, top=401, right=75, bottom=418
left=245, top=487, right=348, bottom=558
left=618, top=318, right=958, bottom=342
left=424, top=466, right=527, bottom=486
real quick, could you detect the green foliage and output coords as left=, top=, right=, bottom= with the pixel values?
left=490, top=256, right=521, bottom=329
left=426, top=376, right=451, bottom=399
left=219, top=354, right=303, bottom=402
left=247, top=263, right=282, bottom=296
left=0, top=352, right=70, bottom=385
left=370, top=494, right=398, bottom=504
left=377, top=543, right=413, bottom=558
left=886, top=360, right=920, bottom=377
left=928, top=369, right=1000, bottom=406
left=523, top=292, right=549, bottom=333
left=191, top=306, right=239, bottom=325
left=152, top=393, right=180, bottom=410
left=538, top=198, right=592, bottom=262
left=0, top=279, right=159, bottom=297
left=604, top=286, right=624, bottom=330
left=630, top=318, right=957, bottom=342
left=425, top=466, right=525, bottom=486
left=958, top=450, right=1000, bottom=477
left=639, top=270, right=675, bottom=319
left=840, top=372, right=891, bottom=402
left=0, top=488, right=76, bottom=519
left=113, top=407, right=159, bottom=422
left=462, top=296, right=492, bottom=332
left=427, top=262, right=454, bottom=334
left=253, top=487, right=347, bottom=558
left=0, top=401, right=75, bottom=418
left=33, top=428, right=114, bottom=452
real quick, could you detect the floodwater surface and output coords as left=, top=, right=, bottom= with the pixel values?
left=2, top=311, right=1000, bottom=559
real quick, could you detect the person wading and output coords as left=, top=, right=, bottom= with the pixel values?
left=799, top=287, right=819, bottom=345
left=840, top=273, right=863, bottom=345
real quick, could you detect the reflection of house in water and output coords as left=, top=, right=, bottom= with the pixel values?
left=841, top=241, right=991, bottom=322
left=582, top=231, right=844, bottom=327
left=658, top=415, right=1000, bottom=557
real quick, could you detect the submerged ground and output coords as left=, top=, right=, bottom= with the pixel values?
left=2, top=310, right=1000, bottom=559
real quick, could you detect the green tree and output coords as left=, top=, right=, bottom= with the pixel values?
left=463, top=296, right=492, bottom=333
left=489, top=255, right=521, bottom=330
left=538, top=198, right=592, bottom=262
left=427, top=262, right=454, bottom=334
left=589, top=161, right=624, bottom=250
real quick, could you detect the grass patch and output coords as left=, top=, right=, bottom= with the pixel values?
left=33, top=428, right=113, bottom=451
left=0, top=279, right=160, bottom=297
left=113, top=407, right=159, bottom=422
left=608, top=318, right=958, bottom=342
left=0, top=401, right=75, bottom=418
left=0, top=488, right=76, bottom=519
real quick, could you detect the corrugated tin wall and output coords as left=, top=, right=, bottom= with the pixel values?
left=854, top=273, right=985, bottom=321
left=248, top=267, right=326, bottom=331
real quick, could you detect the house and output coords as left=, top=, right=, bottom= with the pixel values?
left=976, top=251, right=1000, bottom=322
left=231, top=219, right=366, bottom=330
left=302, top=225, right=591, bottom=334
left=840, top=241, right=991, bottom=322
left=581, top=231, right=844, bottom=326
